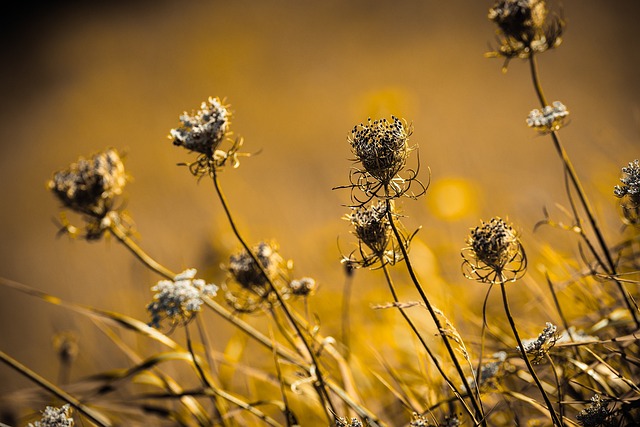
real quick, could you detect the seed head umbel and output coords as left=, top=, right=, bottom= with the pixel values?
left=516, top=322, right=558, bottom=364
left=487, top=0, right=563, bottom=68
left=49, top=148, right=126, bottom=218
left=289, top=277, right=317, bottom=296
left=526, top=101, right=569, bottom=133
left=28, top=404, right=74, bottom=427
left=170, top=97, right=230, bottom=156
left=576, top=395, right=613, bottom=427
left=147, top=269, right=218, bottom=329
left=347, top=201, right=392, bottom=256
left=462, top=217, right=527, bottom=284
left=614, top=160, right=640, bottom=225
left=335, top=417, right=364, bottom=427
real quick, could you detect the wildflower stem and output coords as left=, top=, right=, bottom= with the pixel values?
left=499, top=282, right=562, bottom=426
left=384, top=198, right=486, bottom=426
left=210, top=170, right=337, bottom=422
left=0, top=350, right=112, bottom=427
left=380, top=263, right=478, bottom=423
left=528, top=54, right=640, bottom=328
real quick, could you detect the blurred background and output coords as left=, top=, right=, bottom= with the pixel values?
left=0, top=0, right=639, bottom=423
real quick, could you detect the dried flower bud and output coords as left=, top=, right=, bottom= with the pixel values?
left=227, top=242, right=282, bottom=290
left=516, top=322, right=558, bottom=364
left=349, top=116, right=412, bottom=185
left=49, top=148, right=126, bottom=217
left=526, top=101, right=569, bottom=132
left=576, top=395, right=613, bottom=427
left=170, top=97, right=230, bottom=156
left=487, top=0, right=563, bottom=67
left=335, top=417, right=363, bottom=427
left=462, top=217, right=527, bottom=284
left=614, top=160, right=640, bottom=226
left=28, top=404, right=74, bottom=427
left=465, top=351, right=509, bottom=392
left=289, top=277, right=317, bottom=296
left=147, top=269, right=218, bottom=328
left=346, top=201, right=392, bottom=255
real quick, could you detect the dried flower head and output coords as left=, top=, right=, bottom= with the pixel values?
left=28, top=404, right=74, bottom=427
left=576, top=395, right=613, bottom=427
left=49, top=148, right=126, bottom=218
left=614, top=160, right=640, bottom=226
left=409, top=412, right=433, bottom=427
left=147, top=269, right=218, bottom=329
left=171, top=97, right=230, bottom=156
left=487, top=0, right=564, bottom=69
left=466, top=351, right=510, bottom=392
left=340, top=116, right=425, bottom=204
left=289, top=277, right=317, bottom=296
left=526, top=101, right=569, bottom=133
left=462, top=217, right=527, bottom=284
left=223, top=242, right=291, bottom=313
left=335, top=417, right=364, bottom=427
left=170, top=97, right=245, bottom=175
left=343, top=201, right=415, bottom=268
left=517, top=322, right=558, bottom=364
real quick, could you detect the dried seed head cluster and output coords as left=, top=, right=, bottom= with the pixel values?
left=335, top=417, right=364, bottom=427
left=288, top=277, right=317, bottom=296
left=487, top=0, right=563, bottom=67
left=614, top=160, right=640, bottom=225
left=170, top=97, right=244, bottom=175
left=224, top=242, right=291, bottom=313
left=28, top=404, right=74, bottom=427
left=526, top=101, right=569, bottom=133
left=170, top=97, right=230, bottom=156
left=49, top=148, right=126, bottom=218
left=147, top=269, right=218, bottom=329
left=350, top=116, right=411, bottom=185
left=347, top=201, right=392, bottom=255
left=462, top=217, right=527, bottom=284
left=517, top=322, right=558, bottom=364
left=576, top=395, right=613, bottom=427
left=466, top=351, right=509, bottom=392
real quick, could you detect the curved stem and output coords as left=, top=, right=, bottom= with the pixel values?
left=500, top=283, right=562, bottom=426
left=528, top=55, right=640, bottom=328
left=384, top=199, right=485, bottom=426
left=211, top=171, right=336, bottom=422
left=380, top=263, right=478, bottom=423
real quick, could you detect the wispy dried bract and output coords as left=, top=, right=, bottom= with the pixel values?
left=517, top=322, right=558, bottom=364
left=614, top=160, right=640, bottom=225
left=28, top=404, right=74, bottom=427
left=49, top=148, right=126, bottom=218
left=487, top=0, right=564, bottom=69
left=526, top=101, right=569, bottom=133
left=339, top=116, right=426, bottom=205
left=462, top=217, right=527, bottom=284
left=223, top=241, right=291, bottom=313
left=576, top=395, right=614, bottom=427
left=147, top=269, right=218, bottom=329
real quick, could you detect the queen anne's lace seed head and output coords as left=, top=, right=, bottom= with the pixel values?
left=347, top=201, right=392, bottom=255
left=228, top=242, right=282, bottom=290
left=517, top=322, right=558, bottom=364
left=576, top=395, right=613, bottom=427
left=28, top=404, right=74, bottom=427
left=462, top=217, right=527, bottom=284
left=170, top=97, right=230, bottom=156
left=614, top=160, right=640, bottom=226
left=335, top=417, right=363, bottom=427
left=147, top=269, right=217, bottom=328
left=49, top=148, right=126, bottom=218
left=464, top=351, right=509, bottom=392
left=526, top=101, right=569, bottom=132
left=349, top=116, right=411, bottom=185
left=289, top=277, right=317, bottom=296
left=487, top=0, right=563, bottom=67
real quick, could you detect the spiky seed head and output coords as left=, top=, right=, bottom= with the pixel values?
left=467, top=217, right=520, bottom=269
left=49, top=148, right=126, bottom=217
left=517, top=322, right=558, bottom=363
left=170, top=97, right=231, bottom=156
left=346, top=201, right=392, bottom=255
left=489, top=0, right=547, bottom=42
left=289, top=277, right=317, bottom=296
left=349, top=116, right=411, bottom=185
left=576, top=395, right=613, bottom=427
left=28, top=404, right=74, bottom=427
left=227, top=242, right=281, bottom=290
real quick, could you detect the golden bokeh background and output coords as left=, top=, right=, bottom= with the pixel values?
left=1, top=0, right=639, bottom=423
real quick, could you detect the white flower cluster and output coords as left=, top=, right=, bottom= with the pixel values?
left=526, top=101, right=569, bottom=132
left=147, top=269, right=218, bottom=328
left=28, top=404, right=74, bottom=427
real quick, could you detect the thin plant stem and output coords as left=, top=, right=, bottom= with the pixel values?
left=545, top=354, right=565, bottom=426
left=341, top=269, right=354, bottom=361
left=499, top=282, right=562, bottom=426
left=0, top=350, right=112, bottom=427
left=384, top=198, right=486, bottom=425
left=380, top=263, right=479, bottom=424
left=475, top=284, right=494, bottom=406
left=528, top=54, right=640, bottom=328
left=211, top=170, right=337, bottom=422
